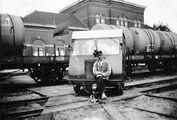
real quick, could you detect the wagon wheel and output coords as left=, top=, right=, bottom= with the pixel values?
left=148, top=62, right=156, bottom=73
left=48, top=70, right=58, bottom=84
left=125, top=64, right=132, bottom=76
left=116, top=84, right=123, bottom=95
left=29, top=70, right=42, bottom=84
left=148, top=66, right=156, bottom=73
left=73, top=85, right=81, bottom=94
left=33, top=76, right=42, bottom=84
left=56, top=70, right=64, bottom=84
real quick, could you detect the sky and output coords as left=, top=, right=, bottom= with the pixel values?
left=0, top=0, right=177, bottom=32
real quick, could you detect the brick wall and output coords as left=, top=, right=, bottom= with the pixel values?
left=60, top=0, right=145, bottom=28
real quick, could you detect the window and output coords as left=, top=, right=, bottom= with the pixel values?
left=97, top=38, right=120, bottom=55
left=32, top=39, right=45, bottom=56
left=59, top=48, right=65, bottom=56
left=101, top=18, right=105, bottom=24
left=116, top=16, right=122, bottom=26
left=72, top=40, right=95, bottom=55
left=138, top=20, right=141, bottom=28
left=116, top=16, right=128, bottom=27
left=119, top=16, right=124, bottom=26
left=96, top=13, right=106, bottom=24
left=55, top=40, right=66, bottom=56
left=134, top=20, right=138, bottom=27
left=55, top=47, right=65, bottom=56
left=96, top=14, right=100, bottom=24
left=33, top=47, right=38, bottom=56
left=101, top=14, right=106, bottom=24
left=72, top=38, right=120, bottom=55
left=124, top=17, right=128, bottom=27
left=116, top=20, right=120, bottom=26
left=33, top=47, right=45, bottom=56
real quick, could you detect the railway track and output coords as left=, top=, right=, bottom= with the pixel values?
left=35, top=75, right=177, bottom=120
left=0, top=89, right=48, bottom=119
left=111, top=92, right=177, bottom=120
left=1, top=74, right=177, bottom=119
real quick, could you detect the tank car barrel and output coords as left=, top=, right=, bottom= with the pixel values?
left=0, top=14, right=25, bottom=57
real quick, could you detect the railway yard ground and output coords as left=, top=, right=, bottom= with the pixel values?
left=0, top=69, right=177, bottom=120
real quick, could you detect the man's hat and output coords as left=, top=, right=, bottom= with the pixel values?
left=93, top=50, right=103, bottom=57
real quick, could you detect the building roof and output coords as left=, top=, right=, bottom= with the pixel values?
left=59, top=0, right=146, bottom=13
left=114, top=0, right=146, bottom=8
left=23, top=10, right=87, bottom=29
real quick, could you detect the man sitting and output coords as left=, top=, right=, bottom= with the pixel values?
left=92, top=50, right=111, bottom=101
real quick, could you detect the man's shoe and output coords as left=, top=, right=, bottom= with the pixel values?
left=102, top=92, right=107, bottom=100
left=89, top=95, right=98, bottom=103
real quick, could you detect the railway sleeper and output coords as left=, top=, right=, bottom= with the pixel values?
left=2, top=107, right=44, bottom=119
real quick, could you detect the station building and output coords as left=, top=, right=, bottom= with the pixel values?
left=59, top=0, right=146, bottom=28
left=23, top=11, right=88, bottom=46
left=22, top=0, right=146, bottom=55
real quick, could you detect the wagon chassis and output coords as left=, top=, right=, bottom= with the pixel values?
left=125, top=50, right=177, bottom=75
left=0, top=56, right=69, bottom=84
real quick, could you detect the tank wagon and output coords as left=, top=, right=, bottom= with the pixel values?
left=0, top=14, right=70, bottom=84
left=92, top=24, right=177, bottom=74
left=1, top=13, right=177, bottom=86
left=66, top=24, right=177, bottom=94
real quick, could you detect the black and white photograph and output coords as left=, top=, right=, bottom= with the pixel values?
left=0, top=0, right=177, bottom=119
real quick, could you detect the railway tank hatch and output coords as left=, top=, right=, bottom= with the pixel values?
left=92, top=24, right=133, bottom=53
left=0, top=14, right=25, bottom=57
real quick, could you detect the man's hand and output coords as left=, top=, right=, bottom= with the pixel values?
left=96, top=72, right=103, bottom=77
left=96, top=71, right=101, bottom=75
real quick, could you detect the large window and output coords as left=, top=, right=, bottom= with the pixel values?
left=116, top=16, right=128, bottom=27
left=124, top=17, right=128, bottom=27
left=97, top=38, right=120, bottom=55
left=72, top=40, right=95, bottom=55
left=55, top=40, right=66, bottom=56
left=134, top=19, right=142, bottom=28
left=33, top=47, right=44, bottom=56
left=32, top=39, right=45, bottom=56
left=101, top=14, right=106, bottom=24
left=96, top=14, right=100, bottom=24
left=116, top=19, right=120, bottom=26
left=95, top=13, right=106, bottom=24
left=72, top=38, right=120, bottom=56
left=138, top=20, right=141, bottom=28
left=134, top=20, right=138, bottom=27
left=120, top=16, right=124, bottom=26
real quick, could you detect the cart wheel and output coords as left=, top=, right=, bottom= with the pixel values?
left=30, top=71, right=42, bottom=84
left=148, top=63, right=156, bottom=73
left=116, top=84, right=123, bottom=95
left=73, top=85, right=81, bottom=94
